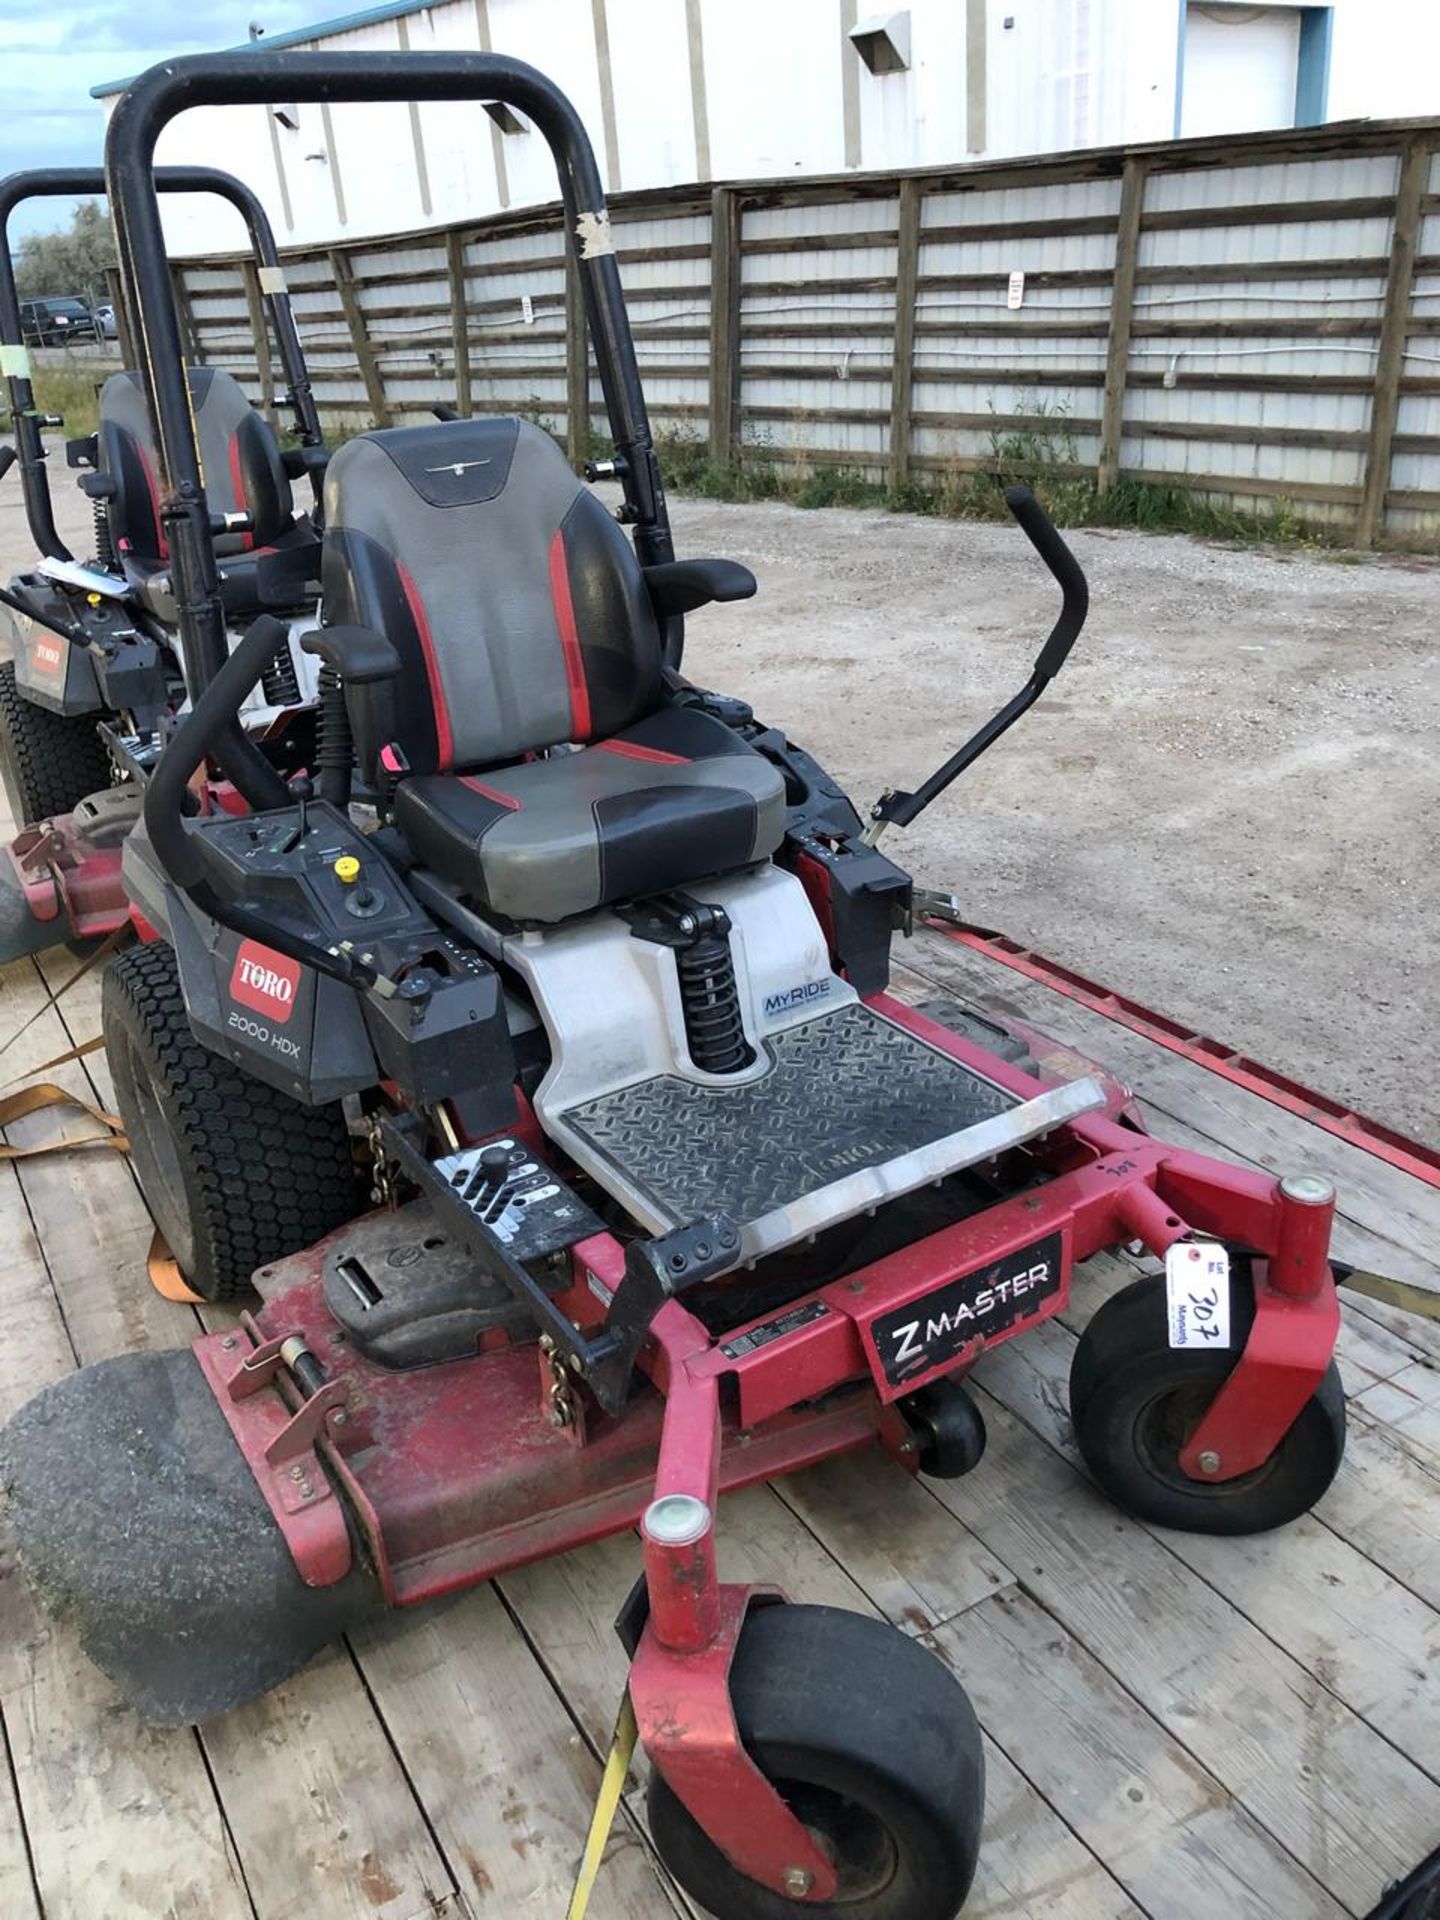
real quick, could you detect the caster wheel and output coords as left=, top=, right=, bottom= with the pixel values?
left=1069, top=1262, right=1345, bottom=1535
left=901, top=1379, right=987, bottom=1479
left=648, top=1603, right=984, bottom=1920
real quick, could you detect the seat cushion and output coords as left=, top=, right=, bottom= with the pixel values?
left=394, top=705, right=787, bottom=923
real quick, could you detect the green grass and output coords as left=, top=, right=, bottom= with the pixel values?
left=18, top=360, right=115, bottom=440
left=652, top=410, right=1346, bottom=553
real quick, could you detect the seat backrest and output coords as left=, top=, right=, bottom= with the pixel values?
left=97, top=367, right=294, bottom=566
left=321, top=416, right=663, bottom=776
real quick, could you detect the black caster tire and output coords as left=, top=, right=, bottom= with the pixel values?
left=103, top=941, right=362, bottom=1302
left=902, top=1380, right=987, bottom=1479
left=0, top=660, right=113, bottom=825
left=647, top=1603, right=984, bottom=1920
left=1069, top=1264, right=1345, bottom=1535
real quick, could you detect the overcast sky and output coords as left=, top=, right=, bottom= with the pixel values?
left=0, top=2, right=321, bottom=237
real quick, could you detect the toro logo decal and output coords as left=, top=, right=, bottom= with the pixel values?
left=230, top=941, right=301, bottom=1024
left=31, top=638, right=64, bottom=675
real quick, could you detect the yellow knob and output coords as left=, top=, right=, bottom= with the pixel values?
left=334, top=855, right=361, bottom=885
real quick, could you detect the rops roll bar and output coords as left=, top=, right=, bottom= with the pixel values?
left=104, top=50, right=676, bottom=811
left=0, top=166, right=322, bottom=566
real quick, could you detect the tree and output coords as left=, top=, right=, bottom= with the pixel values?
left=15, top=201, right=116, bottom=308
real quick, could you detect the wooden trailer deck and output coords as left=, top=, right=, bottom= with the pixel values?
left=0, top=916, right=1437, bottom=1920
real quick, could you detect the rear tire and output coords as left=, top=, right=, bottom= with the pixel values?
left=0, top=660, right=112, bottom=825
left=103, top=941, right=361, bottom=1302
left=648, top=1603, right=984, bottom=1920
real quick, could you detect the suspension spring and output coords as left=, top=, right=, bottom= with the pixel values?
left=93, top=498, right=117, bottom=572
left=314, top=663, right=354, bottom=808
left=677, top=923, right=753, bottom=1075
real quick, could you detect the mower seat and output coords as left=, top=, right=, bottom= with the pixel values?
left=323, top=416, right=786, bottom=922
left=98, top=366, right=318, bottom=611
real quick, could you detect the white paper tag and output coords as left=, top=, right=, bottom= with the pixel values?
left=1007, top=269, right=1025, bottom=310
left=521, top=292, right=534, bottom=325
left=1164, top=1243, right=1231, bottom=1350
left=257, top=265, right=288, bottom=296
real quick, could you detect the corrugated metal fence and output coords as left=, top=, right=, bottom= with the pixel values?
left=162, top=115, right=1440, bottom=545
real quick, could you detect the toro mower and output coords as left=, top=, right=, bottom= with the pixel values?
left=0, top=164, right=327, bottom=960
left=0, top=51, right=1348, bottom=1920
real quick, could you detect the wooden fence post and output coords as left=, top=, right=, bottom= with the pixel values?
left=171, top=266, right=202, bottom=366
left=329, top=248, right=391, bottom=428
left=708, top=186, right=742, bottom=466
left=888, top=177, right=922, bottom=497
left=565, top=246, right=590, bottom=467
left=240, top=261, right=277, bottom=425
left=105, top=267, right=132, bottom=365
left=445, top=229, right=473, bottom=420
left=1357, top=136, right=1431, bottom=547
left=1097, top=156, right=1146, bottom=495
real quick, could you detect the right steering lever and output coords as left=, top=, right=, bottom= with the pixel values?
left=862, top=485, right=1089, bottom=844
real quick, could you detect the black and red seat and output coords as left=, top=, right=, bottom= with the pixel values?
left=97, top=367, right=317, bottom=615
left=319, top=416, right=786, bottom=924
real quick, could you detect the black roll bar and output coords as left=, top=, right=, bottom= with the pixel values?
left=104, top=53, right=677, bottom=803
left=0, top=165, right=322, bottom=565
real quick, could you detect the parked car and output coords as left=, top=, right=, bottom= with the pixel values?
left=19, top=296, right=99, bottom=346
left=92, top=303, right=118, bottom=341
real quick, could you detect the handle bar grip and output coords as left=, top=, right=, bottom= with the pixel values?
left=143, top=614, right=290, bottom=888
left=1004, top=485, right=1089, bottom=680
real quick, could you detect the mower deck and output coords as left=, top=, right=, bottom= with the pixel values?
left=3, top=917, right=1438, bottom=1919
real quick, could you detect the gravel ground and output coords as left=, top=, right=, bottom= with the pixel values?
left=4, top=477, right=1436, bottom=1143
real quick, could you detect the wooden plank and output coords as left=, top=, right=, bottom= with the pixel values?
left=444, top=229, right=473, bottom=420
left=171, top=266, right=203, bottom=366
left=980, top=1307, right=1440, bottom=1788
left=0, top=1722, right=39, bottom=1920
left=1357, top=136, right=1433, bottom=544
left=928, top=1385, right=1440, bottom=1911
left=771, top=1446, right=1016, bottom=1635
left=706, top=187, right=741, bottom=465
left=565, top=243, right=590, bottom=467
left=240, top=261, right=276, bottom=426
left=1098, top=158, right=1146, bottom=494
left=895, top=935, right=1440, bottom=1300
left=199, top=1647, right=460, bottom=1920
left=936, top=1591, right=1348, bottom=1920
left=888, top=178, right=921, bottom=494
left=329, top=249, right=392, bottom=429
left=351, top=1584, right=686, bottom=1917
left=104, top=267, right=133, bottom=366
left=1140, top=193, right=1398, bottom=233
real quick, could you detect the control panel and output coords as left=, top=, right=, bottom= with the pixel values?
left=433, top=1136, right=603, bottom=1263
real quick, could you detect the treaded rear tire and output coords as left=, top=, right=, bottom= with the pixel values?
left=103, top=940, right=361, bottom=1302
left=0, top=659, right=112, bottom=825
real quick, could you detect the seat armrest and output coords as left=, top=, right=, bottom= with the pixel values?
left=281, top=444, right=331, bottom=483
left=643, top=558, right=757, bottom=617
left=300, top=624, right=402, bottom=684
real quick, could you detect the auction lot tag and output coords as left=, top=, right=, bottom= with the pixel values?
left=1165, top=1243, right=1231, bottom=1349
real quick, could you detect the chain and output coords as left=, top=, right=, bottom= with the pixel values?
left=539, top=1334, right=576, bottom=1429
left=365, top=1112, right=396, bottom=1207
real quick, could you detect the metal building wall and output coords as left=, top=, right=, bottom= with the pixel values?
left=174, top=115, right=1440, bottom=545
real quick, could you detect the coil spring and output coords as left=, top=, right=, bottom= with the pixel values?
left=92, top=498, right=117, bottom=572
left=314, top=663, right=354, bottom=807
left=677, top=931, right=753, bottom=1075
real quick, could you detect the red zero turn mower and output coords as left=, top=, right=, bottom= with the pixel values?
left=0, top=53, right=1347, bottom=1920
left=0, top=164, right=328, bottom=961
